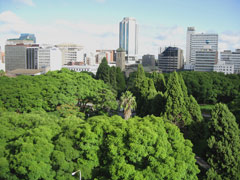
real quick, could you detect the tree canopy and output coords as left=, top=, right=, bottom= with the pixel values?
left=0, top=112, right=199, bottom=180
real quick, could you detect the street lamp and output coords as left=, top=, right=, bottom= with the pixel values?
left=72, top=170, right=81, bottom=180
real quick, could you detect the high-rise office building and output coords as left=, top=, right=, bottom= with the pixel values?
left=119, top=17, right=138, bottom=61
left=220, top=49, right=240, bottom=74
left=194, top=45, right=217, bottom=72
left=5, top=44, right=39, bottom=71
left=158, top=47, right=184, bottom=73
left=186, top=27, right=218, bottom=66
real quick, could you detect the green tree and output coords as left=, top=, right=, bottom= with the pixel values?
left=96, top=57, right=110, bottom=84
left=150, top=71, right=166, bottom=92
left=116, top=67, right=126, bottom=95
left=119, top=91, right=137, bottom=120
left=206, top=103, right=240, bottom=180
left=164, top=71, right=192, bottom=128
left=109, top=66, right=117, bottom=90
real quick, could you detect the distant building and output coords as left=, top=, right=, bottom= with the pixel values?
left=186, top=27, right=218, bottom=66
left=6, top=39, right=35, bottom=45
left=96, top=50, right=116, bottom=63
left=5, top=43, right=38, bottom=72
left=62, top=65, right=99, bottom=75
left=194, top=45, right=218, bottom=72
left=56, top=43, right=84, bottom=65
left=142, top=54, right=155, bottom=67
left=220, top=49, right=240, bottom=74
left=6, top=33, right=36, bottom=45
left=19, top=33, right=36, bottom=43
left=116, top=48, right=126, bottom=71
left=6, top=43, right=61, bottom=72
left=0, top=46, right=5, bottom=71
left=119, top=17, right=138, bottom=62
left=6, top=69, right=46, bottom=77
left=158, top=47, right=184, bottom=73
left=214, top=61, right=234, bottom=74
left=38, top=45, right=62, bottom=71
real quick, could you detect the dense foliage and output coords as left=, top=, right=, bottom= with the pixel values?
left=96, top=58, right=126, bottom=96
left=0, top=111, right=199, bottom=179
left=0, top=68, right=118, bottom=116
left=1, top=67, right=240, bottom=179
left=206, top=104, right=240, bottom=179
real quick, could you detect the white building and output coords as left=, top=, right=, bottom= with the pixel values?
left=214, top=61, right=234, bottom=74
left=56, top=43, right=84, bottom=65
left=186, top=27, right=218, bottom=66
left=119, top=17, right=138, bottom=62
left=62, top=65, right=99, bottom=75
left=220, top=49, right=240, bottom=74
left=38, top=45, right=62, bottom=71
left=194, top=45, right=217, bottom=72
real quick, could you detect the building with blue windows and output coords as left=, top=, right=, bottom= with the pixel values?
left=19, top=33, right=36, bottom=43
left=119, top=17, right=138, bottom=62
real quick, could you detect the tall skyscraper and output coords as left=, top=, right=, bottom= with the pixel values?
left=186, top=27, right=218, bottom=66
left=119, top=17, right=138, bottom=60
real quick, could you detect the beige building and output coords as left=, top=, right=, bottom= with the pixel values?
left=56, top=43, right=84, bottom=65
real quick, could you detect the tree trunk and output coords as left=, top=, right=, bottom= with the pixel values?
left=124, top=108, right=131, bottom=120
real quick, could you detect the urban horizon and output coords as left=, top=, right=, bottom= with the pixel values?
left=0, top=0, right=240, bottom=57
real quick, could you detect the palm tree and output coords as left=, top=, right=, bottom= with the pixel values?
left=120, top=91, right=137, bottom=120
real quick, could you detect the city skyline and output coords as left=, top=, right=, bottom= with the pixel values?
left=0, top=0, right=240, bottom=57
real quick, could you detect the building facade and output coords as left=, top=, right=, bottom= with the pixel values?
left=214, top=61, right=234, bottom=74
left=158, top=47, right=184, bottom=73
left=62, top=65, right=99, bottom=75
left=5, top=44, right=34, bottom=71
left=6, top=43, right=61, bottom=72
left=96, top=50, right=116, bottom=63
left=119, top=17, right=138, bottom=60
left=186, top=27, right=218, bottom=66
left=220, top=49, right=240, bottom=74
left=194, top=46, right=217, bottom=72
left=116, top=48, right=126, bottom=71
left=19, top=33, right=36, bottom=43
left=56, top=44, right=84, bottom=65
left=142, top=54, right=155, bottom=67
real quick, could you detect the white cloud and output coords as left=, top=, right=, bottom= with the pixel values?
left=0, top=10, right=239, bottom=58
left=13, top=0, right=35, bottom=6
left=219, top=32, right=240, bottom=52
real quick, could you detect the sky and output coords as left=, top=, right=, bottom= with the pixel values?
left=0, top=0, right=240, bottom=57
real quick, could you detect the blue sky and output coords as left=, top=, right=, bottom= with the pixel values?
left=0, top=0, right=240, bottom=56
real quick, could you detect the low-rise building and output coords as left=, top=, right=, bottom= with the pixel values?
left=220, top=49, right=240, bottom=74
left=214, top=61, right=234, bottom=74
left=142, top=54, right=155, bottom=67
left=62, top=65, right=99, bottom=75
